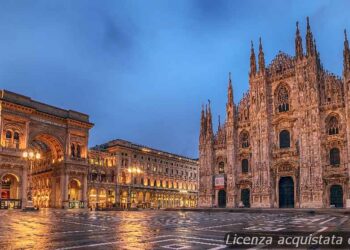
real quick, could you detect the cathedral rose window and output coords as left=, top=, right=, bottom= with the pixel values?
left=276, top=85, right=290, bottom=112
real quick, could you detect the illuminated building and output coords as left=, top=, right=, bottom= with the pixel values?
left=89, top=139, right=198, bottom=209
left=199, top=18, right=350, bottom=208
left=0, top=90, right=198, bottom=209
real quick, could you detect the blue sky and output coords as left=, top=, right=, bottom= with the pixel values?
left=1, top=0, right=349, bottom=158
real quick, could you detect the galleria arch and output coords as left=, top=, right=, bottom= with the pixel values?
left=0, top=90, right=93, bottom=209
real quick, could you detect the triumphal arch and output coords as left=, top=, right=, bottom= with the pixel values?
left=0, top=90, right=93, bottom=208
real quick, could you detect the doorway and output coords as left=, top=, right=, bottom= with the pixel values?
left=218, top=190, right=226, bottom=208
left=279, top=177, right=294, bottom=208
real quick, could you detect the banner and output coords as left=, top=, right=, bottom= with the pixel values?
left=215, top=176, right=225, bottom=189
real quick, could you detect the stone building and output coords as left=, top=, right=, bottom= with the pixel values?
left=89, top=139, right=198, bottom=209
left=199, top=18, right=350, bottom=208
left=0, top=90, right=93, bottom=209
left=0, top=90, right=198, bottom=209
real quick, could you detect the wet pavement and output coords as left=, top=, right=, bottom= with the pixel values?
left=1, top=209, right=349, bottom=249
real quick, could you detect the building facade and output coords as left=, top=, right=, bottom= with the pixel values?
left=0, top=90, right=198, bottom=209
left=199, top=18, right=350, bottom=208
left=88, top=140, right=198, bottom=209
left=0, top=90, right=93, bottom=209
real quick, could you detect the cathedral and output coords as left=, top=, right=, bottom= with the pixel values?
left=199, top=18, right=350, bottom=208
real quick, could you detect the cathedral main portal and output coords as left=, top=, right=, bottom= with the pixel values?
left=218, top=190, right=226, bottom=208
left=279, top=177, right=294, bottom=208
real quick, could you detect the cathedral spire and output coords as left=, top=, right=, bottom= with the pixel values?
left=227, top=72, right=234, bottom=106
left=206, top=100, right=213, bottom=137
left=200, top=104, right=206, bottom=138
left=295, top=21, right=303, bottom=59
left=258, top=37, right=265, bottom=73
left=344, top=29, right=350, bottom=75
left=306, top=17, right=315, bottom=57
left=226, top=72, right=234, bottom=123
left=218, top=115, right=221, bottom=131
left=250, top=41, right=257, bottom=77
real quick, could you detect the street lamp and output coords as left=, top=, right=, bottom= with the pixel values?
left=22, top=150, right=41, bottom=210
left=128, top=166, right=142, bottom=209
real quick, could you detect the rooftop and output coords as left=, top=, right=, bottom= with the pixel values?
left=92, top=139, right=198, bottom=163
left=0, top=89, right=92, bottom=124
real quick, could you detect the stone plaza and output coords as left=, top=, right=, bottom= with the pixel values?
left=1, top=209, right=350, bottom=249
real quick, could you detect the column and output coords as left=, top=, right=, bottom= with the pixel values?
left=82, top=174, right=88, bottom=208
left=21, top=166, right=28, bottom=208
left=96, top=188, right=100, bottom=208
left=116, top=185, right=120, bottom=207
left=50, top=176, right=56, bottom=207
left=60, top=172, right=69, bottom=208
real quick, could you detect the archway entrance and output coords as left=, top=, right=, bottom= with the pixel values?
left=330, top=185, right=343, bottom=208
left=88, top=188, right=97, bottom=209
left=241, top=189, right=250, bottom=208
left=0, top=174, right=21, bottom=209
left=68, top=179, right=82, bottom=208
left=279, top=177, right=294, bottom=208
left=218, top=190, right=226, bottom=208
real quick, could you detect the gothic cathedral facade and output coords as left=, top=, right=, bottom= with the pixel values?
left=199, top=18, right=350, bottom=208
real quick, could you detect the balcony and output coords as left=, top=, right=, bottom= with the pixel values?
left=0, top=146, right=23, bottom=157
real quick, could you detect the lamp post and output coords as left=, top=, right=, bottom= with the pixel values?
left=22, top=150, right=41, bottom=210
left=127, top=166, right=142, bottom=209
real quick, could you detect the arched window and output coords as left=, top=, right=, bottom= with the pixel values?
left=121, top=171, right=126, bottom=184
left=5, top=130, right=12, bottom=139
left=279, top=130, right=290, bottom=148
left=241, top=131, right=250, bottom=148
left=276, top=85, right=289, bottom=112
left=91, top=170, right=98, bottom=181
left=111, top=170, right=115, bottom=182
left=218, top=162, right=225, bottom=174
left=101, top=171, right=106, bottom=182
left=330, top=148, right=340, bottom=166
left=14, top=132, right=19, bottom=141
left=13, top=132, right=20, bottom=149
left=242, top=159, right=249, bottom=173
left=327, top=116, right=339, bottom=135
left=148, top=178, right=151, bottom=186
left=71, top=143, right=75, bottom=157
left=76, top=145, right=81, bottom=158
